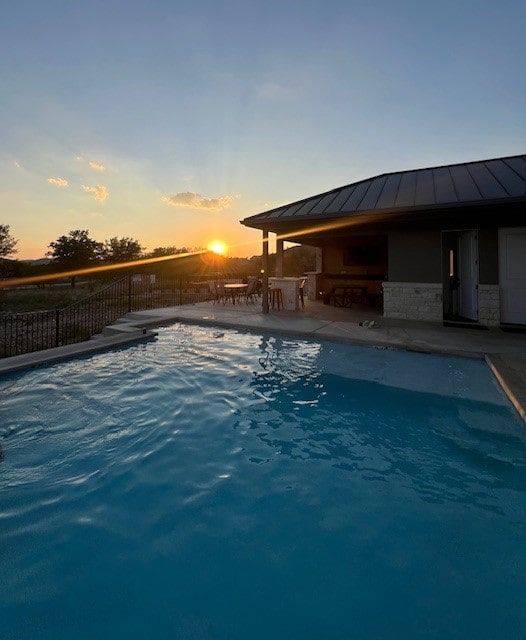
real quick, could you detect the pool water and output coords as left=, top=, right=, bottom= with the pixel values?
left=1, top=324, right=525, bottom=640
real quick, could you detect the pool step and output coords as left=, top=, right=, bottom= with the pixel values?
left=98, top=312, right=162, bottom=339
left=100, top=324, right=150, bottom=337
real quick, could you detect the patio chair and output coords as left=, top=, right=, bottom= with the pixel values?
left=216, top=281, right=227, bottom=304
left=208, top=280, right=217, bottom=302
left=243, top=277, right=259, bottom=304
left=208, top=280, right=227, bottom=304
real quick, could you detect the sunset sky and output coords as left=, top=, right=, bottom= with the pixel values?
left=1, top=0, right=525, bottom=260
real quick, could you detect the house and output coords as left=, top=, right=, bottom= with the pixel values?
left=241, top=153, right=526, bottom=327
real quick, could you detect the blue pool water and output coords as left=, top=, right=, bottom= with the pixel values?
left=1, top=324, right=525, bottom=640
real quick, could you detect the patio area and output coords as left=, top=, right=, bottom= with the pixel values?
left=1, top=296, right=525, bottom=422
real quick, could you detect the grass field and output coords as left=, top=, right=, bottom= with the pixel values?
left=0, top=281, right=107, bottom=313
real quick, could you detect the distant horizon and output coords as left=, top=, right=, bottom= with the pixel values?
left=6, top=243, right=308, bottom=264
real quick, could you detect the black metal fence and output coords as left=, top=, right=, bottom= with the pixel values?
left=0, top=274, right=221, bottom=359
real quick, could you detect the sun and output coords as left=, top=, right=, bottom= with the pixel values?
left=208, top=240, right=227, bottom=255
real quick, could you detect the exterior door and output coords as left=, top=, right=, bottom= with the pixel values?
left=458, top=230, right=478, bottom=321
left=499, top=227, right=526, bottom=325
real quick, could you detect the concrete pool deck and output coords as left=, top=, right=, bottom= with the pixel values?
left=1, top=298, right=525, bottom=422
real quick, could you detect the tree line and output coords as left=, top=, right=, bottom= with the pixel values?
left=1, top=225, right=199, bottom=263
left=0, top=226, right=205, bottom=285
left=0, top=224, right=318, bottom=285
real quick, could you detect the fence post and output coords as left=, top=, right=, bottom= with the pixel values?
left=55, top=309, right=60, bottom=347
left=128, top=275, right=132, bottom=312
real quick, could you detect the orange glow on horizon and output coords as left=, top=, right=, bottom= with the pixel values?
left=0, top=249, right=207, bottom=289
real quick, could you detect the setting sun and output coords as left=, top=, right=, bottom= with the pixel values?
left=208, top=240, right=227, bottom=255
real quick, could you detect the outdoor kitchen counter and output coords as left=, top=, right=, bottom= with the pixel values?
left=269, top=277, right=303, bottom=311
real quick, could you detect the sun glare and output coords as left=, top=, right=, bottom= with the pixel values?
left=208, top=240, right=227, bottom=255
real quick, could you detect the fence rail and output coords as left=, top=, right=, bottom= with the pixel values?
left=0, top=274, right=222, bottom=359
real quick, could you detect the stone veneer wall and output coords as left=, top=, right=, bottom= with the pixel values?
left=478, top=284, right=500, bottom=326
left=382, top=282, right=443, bottom=322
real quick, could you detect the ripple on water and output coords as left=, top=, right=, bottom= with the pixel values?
left=0, top=323, right=525, bottom=640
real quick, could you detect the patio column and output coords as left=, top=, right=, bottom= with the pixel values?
left=276, top=238, right=284, bottom=277
left=262, top=230, right=269, bottom=313
left=315, top=247, right=323, bottom=272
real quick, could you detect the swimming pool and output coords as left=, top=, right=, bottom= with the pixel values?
left=1, top=323, right=525, bottom=639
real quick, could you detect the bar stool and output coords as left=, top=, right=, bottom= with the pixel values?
left=269, top=287, right=283, bottom=310
left=298, top=278, right=306, bottom=308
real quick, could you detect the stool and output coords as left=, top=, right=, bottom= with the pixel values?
left=269, top=288, right=283, bottom=310
left=298, top=280, right=306, bottom=308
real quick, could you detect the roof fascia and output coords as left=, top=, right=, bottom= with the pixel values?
left=241, top=195, right=526, bottom=231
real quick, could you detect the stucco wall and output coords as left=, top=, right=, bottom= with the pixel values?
left=322, top=245, right=344, bottom=273
left=388, top=229, right=442, bottom=283
left=478, top=228, right=499, bottom=285
left=321, top=236, right=387, bottom=275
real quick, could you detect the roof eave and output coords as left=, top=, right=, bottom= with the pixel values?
left=241, top=195, right=526, bottom=231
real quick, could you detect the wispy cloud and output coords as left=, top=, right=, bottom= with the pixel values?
left=81, top=184, right=108, bottom=203
left=88, top=160, right=106, bottom=172
left=161, top=192, right=237, bottom=211
left=48, top=176, right=69, bottom=187
left=76, top=155, right=106, bottom=172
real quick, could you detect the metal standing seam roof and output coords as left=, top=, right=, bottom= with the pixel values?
left=242, top=154, right=526, bottom=227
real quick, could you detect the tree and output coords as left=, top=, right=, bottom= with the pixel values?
left=102, top=237, right=143, bottom=263
left=0, top=224, right=18, bottom=257
left=148, top=246, right=188, bottom=258
left=47, top=229, right=103, bottom=287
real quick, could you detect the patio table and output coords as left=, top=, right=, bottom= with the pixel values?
left=224, top=283, right=248, bottom=304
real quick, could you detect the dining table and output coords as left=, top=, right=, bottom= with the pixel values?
left=223, top=283, right=248, bottom=304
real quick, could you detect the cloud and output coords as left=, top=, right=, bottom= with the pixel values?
left=88, top=160, right=106, bottom=172
left=76, top=155, right=106, bottom=172
left=48, top=176, right=69, bottom=187
left=81, top=184, right=108, bottom=203
left=161, top=192, right=237, bottom=211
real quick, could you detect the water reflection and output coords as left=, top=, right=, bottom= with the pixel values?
left=246, top=336, right=526, bottom=515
